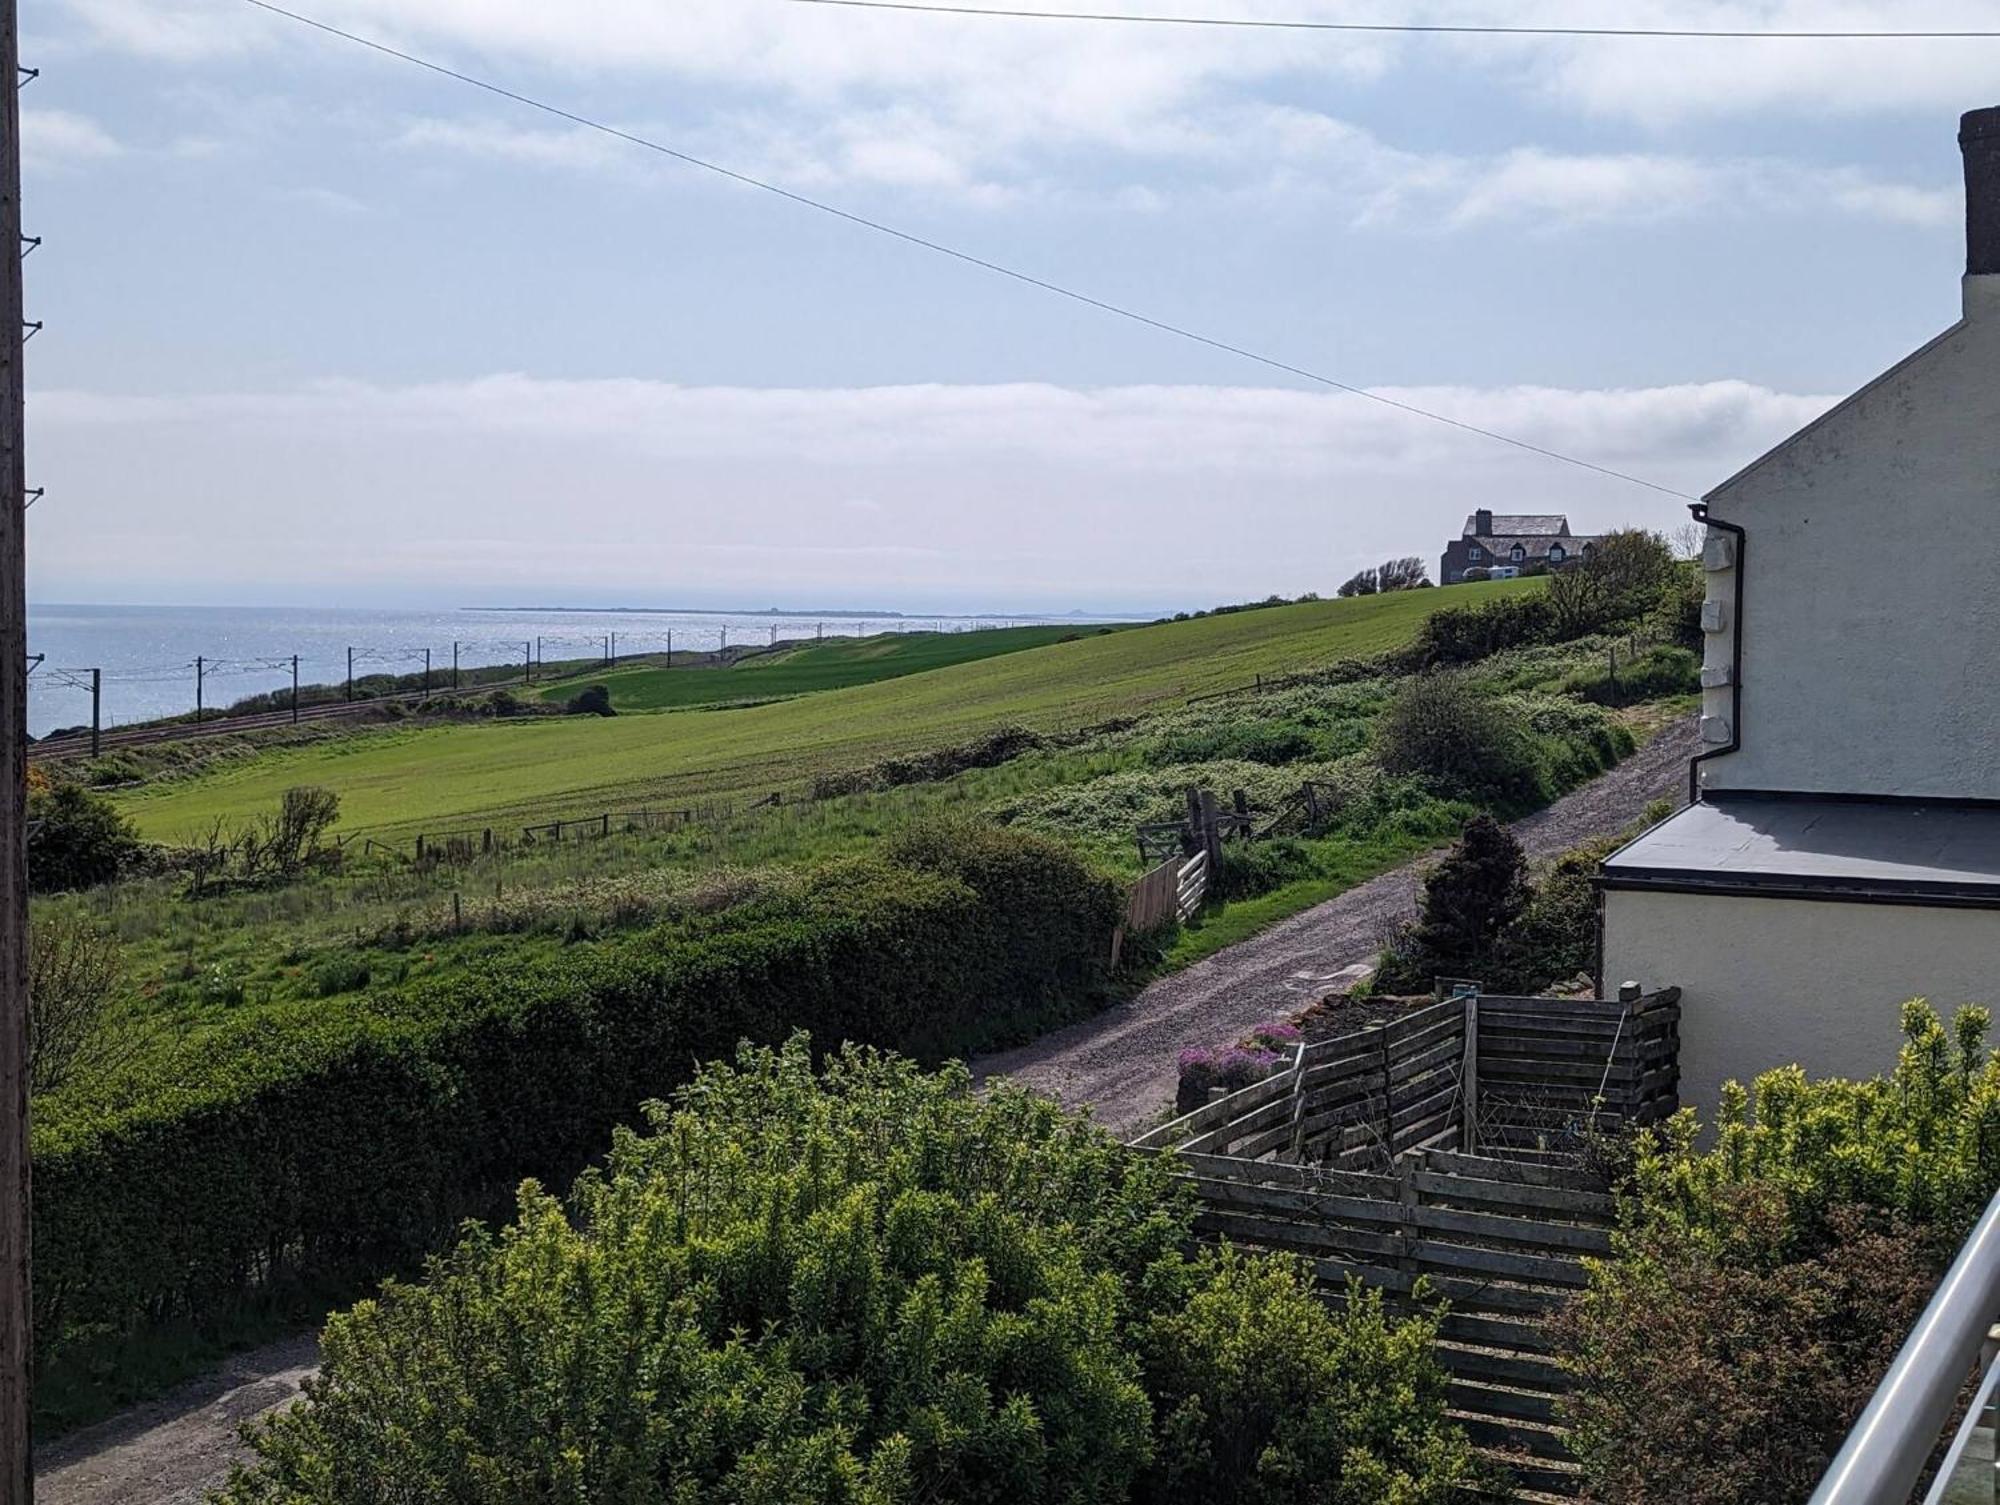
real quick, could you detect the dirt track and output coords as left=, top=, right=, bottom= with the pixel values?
left=32, top=715, right=1696, bottom=1501
left=971, top=714, right=1698, bottom=1136
left=33, top=1333, right=319, bottom=1504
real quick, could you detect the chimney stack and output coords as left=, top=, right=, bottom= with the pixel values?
left=1474, top=508, right=1494, bottom=536
left=1964, top=106, right=2000, bottom=277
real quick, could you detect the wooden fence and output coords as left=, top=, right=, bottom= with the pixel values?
left=1132, top=989, right=1680, bottom=1170
left=1157, top=1145, right=1614, bottom=1496
left=1111, top=850, right=1212, bottom=965
left=1130, top=988, right=1682, bottom=1495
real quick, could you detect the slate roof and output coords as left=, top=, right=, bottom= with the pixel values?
left=1474, top=535, right=1585, bottom=560
left=1463, top=513, right=1570, bottom=538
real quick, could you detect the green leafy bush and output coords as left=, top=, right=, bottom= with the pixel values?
left=1374, top=673, right=1546, bottom=809
left=31, top=824, right=1121, bottom=1366
left=1400, top=592, right=1559, bottom=669
left=220, top=1040, right=1478, bottom=1505
left=564, top=683, right=616, bottom=716
left=1374, top=815, right=1526, bottom=993
left=1216, top=837, right=1317, bottom=901
left=1560, top=1003, right=2000, bottom=1505
left=28, top=782, right=141, bottom=893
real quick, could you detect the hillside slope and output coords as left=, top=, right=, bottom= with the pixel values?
left=537, top=623, right=1128, bottom=711
left=115, top=581, right=1537, bottom=841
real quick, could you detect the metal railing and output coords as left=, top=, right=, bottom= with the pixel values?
left=1811, top=1184, right=2000, bottom=1504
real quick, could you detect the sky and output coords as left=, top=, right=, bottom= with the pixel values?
left=14, top=0, right=1995, bottom=613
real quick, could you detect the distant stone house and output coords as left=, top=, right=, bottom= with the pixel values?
left=1439, top=511, right=1598, bottom=585
left=1597, top=105, right=2000, bottom=1116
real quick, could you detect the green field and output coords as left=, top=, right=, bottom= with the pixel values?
left=114, top=582, right=1537, bottom=842
left=538, top=623, right=1126, bottom=710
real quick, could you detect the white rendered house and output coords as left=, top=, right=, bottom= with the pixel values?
left=1598, top=106, right=2000, bottom=1114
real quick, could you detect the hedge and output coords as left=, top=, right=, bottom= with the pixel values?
left=31, top=823, right=1122, bottom=1360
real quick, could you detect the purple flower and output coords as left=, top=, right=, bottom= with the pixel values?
left=1214, top=1047, right=1282, bottom=1090
left=1177, top=1048, right=1220, bottom=1090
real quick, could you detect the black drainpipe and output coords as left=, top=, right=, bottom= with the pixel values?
left=1686, top=500, right=1745, bottom=806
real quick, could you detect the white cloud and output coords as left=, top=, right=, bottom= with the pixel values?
left=21, top=108, right=121, bottom=170
left=27, top=373, right=1834, bottom=604
left=58, top=0, right=1969, bottom=216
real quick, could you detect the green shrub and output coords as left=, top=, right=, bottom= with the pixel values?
left=30, top=824, right=1122, bottom=1366
left=1374, top=815, right=1526, bottom=993
left=27, top=783, right=141, bottom=893
left=1401, top=592, right=1558, bottom=669
left=1498, top=835, right=1618, bottom=992
left=1139, top=1253, right=1481, bottom=1504
left=565, top=683, right=615, bottom=716
left=220, top=1040, right=1476, bottom=1505
left=1216, top=837, right=1317, bottom=901
left=307, top=953, right=371, bottom=998
left=1559, top=1003, right=2000, bottom=1504
left=1559, top=1194, right=1935, bottom=1505
left=1374, top=674, right=1546, bottom=809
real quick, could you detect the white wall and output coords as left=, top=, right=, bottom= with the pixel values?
left=1699, top=274, right=2000, bottom=801
left=1601, top=887, right=2000, bottom=1117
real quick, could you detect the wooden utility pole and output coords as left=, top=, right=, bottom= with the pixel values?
left=1, top=0, right=31, bottom=1486
left=344, top=646, right=353, bottom=703
left=194, top=654, right=203, bottom=724
left=88, top=668, right=98, bottom=759
left=451, top=641, right=459, bottom=690
left=290, top=654, right=299, bottom=724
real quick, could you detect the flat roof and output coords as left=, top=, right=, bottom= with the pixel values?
left=1601, top=795, right=2000, bottom=905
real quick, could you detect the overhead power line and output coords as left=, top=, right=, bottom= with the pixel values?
left=776, top=0, right=2000, bottom=37
left=238, top=0, right=1694, bottom=500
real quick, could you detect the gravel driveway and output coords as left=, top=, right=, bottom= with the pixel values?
left=972, top=714, right=1698, bottom=1136
left=34, top=715, right=1695, bottom=1502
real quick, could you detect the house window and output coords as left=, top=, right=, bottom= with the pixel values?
left=1467, top=545, right=1483, bottom=560
left=1548, top=544, right=1567, bottom=564
left=1510, top=545, right=1526, bottom=563
left=1581, top=542, right=1595, bottom=559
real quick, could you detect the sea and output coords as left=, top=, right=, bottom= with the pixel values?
left=25, top=603, right=1114, bottom=740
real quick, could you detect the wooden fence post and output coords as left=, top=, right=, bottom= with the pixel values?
left=1198, top=789, right=1222, bottom=874
left=1460, top=992, right=1480, bottom=1153
left=1184, top=786, right=1202, bottom=855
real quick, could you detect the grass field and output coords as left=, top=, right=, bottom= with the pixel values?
left=537, top=623, right=1123, bottom=711
left=112, top=582, right=1538, bottom=842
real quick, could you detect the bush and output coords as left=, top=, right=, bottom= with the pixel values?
left=1559, top=1003, right=2000, bottom=1504
left=1216, top=837, right=1317, bottom=901
left=27, top=783, right=141, bottom=893
left=1563, top=645, right=1700, bottom=708
left=221, top=1041, right=1477, bottom=1505
left=1559, top=1195, right=1935, bottom=1505
left=1374, top=673, right=1545, bottom=809
left=1498, top=835, right=1618, bottom=993
left=1401, top=593, right=1559, bottom=670
left=1140, top=1253, right=1480, bottom=1504
left=1375, top=816, right=1526, bottom=993
left=565, top=683, right=615, bottom=716
left=31, top=824, right=1124, bottom=1366
left=27, top=912, right=129, bottom=1098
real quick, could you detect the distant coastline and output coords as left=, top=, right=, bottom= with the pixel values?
left=463, top=605, right=1127, bottom=620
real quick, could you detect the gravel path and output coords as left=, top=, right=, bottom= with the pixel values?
left=33, top=715, right=1694, bottom=1502
left=34, top=1333, right=319, bottom=1504
left=972, top=714, right=1698, bottom=1137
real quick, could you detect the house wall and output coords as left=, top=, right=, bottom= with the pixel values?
left=1600, top=886, right=2000, bottom=1115
left=1698, top=274, right=2000, bottom=800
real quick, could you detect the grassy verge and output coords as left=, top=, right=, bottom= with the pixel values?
left=1159, top=829, right=1453, bottom=973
